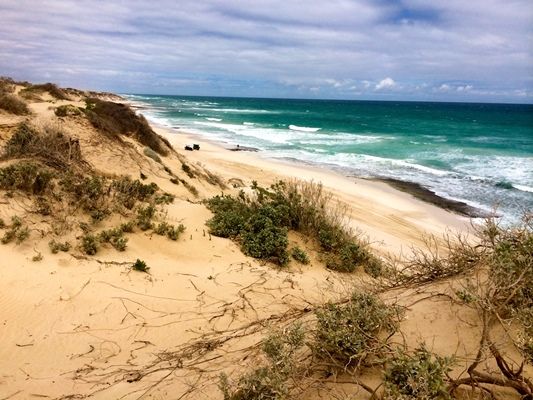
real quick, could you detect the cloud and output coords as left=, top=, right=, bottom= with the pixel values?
left=375, top=77, right=396, bottom=90
left=0, top=0, right=531, bottom=101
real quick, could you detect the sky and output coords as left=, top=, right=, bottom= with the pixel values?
left=0, top=0, right=532, bottom=102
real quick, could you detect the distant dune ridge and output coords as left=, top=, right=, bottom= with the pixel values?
left=0, top=77, right=531, bottom=400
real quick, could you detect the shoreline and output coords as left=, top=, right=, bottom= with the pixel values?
left=135, top=109, right=486, bottom=220
left=143, top=119, right=471, bottom=253
left=127, top=99, right=492, bottom=221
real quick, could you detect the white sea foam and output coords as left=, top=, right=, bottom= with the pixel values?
left=243, top=122, right=255, bottom=126
left=289, top=125, right=321, bottom=132
left=514, top=184, right=533, bottom=193
left=206, top=117, right=222, bottom=122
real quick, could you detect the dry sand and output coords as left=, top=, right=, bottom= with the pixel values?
left=1, top=92, right=523, bottom=400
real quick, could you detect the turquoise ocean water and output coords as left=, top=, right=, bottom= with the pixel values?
left=125, top=95, right=533, bottom=223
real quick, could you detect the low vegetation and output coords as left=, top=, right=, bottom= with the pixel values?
left=206, top=180, right=381, bottom=270
left=219, top=324, right=305, bottom=400
left=314, top=291, right=401, bottom=369
left=20, top=82, right=71, bottom=100
left=55, top=104, right=82, bottom=117
left=132, top=259, right=149, bottom=273
left=84, top=98, right=171, bottom=156
left=0, top=93, right=31, bottom=115
left=383, top=346, right=453, bottom=400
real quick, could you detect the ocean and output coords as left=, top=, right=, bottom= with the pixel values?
left=125, top=94, right=533, bottom=224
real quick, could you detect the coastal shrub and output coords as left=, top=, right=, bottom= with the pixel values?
left=119, top=221, right=135, bottom=233
left=206, top=180, right=381, bottom=270
left=219, top=324, right=304, bottom=400
left=383, top=346, right=452, bottom=400
left=81, top=233, right=99, bottom=255
left=324, top=242, right=368, bottom=273
left=32, top=252, right=43, bottom=262
left=166, top=224, right=185, bottom=240
left=181, top=163, right=195, bottom=178
left=0, top=218, right=5, bottom=228
left=20, top=83, right=71, bottom=100
left=132, top=259, right=149, bottom=273
left=112, top=176, right=158, bottom=208
left=3, top=122, right=83, bottom=170
left=155, top=192, right=174, bottom=205
left=1, top=216, right=29, bottom=245
left=84, top=98, right=170, bottom=155
left=55, top=104, right=82, bottom=117
left=314, top=292, right=400, bottom=368
left=136, top=204, right=156, bottom=231
left=0, top=162, right=53, bottom=194
left=143, top=147, right=161, bottom=163
left=0, top=94, right=30, bottom=115
left=181, top=179, right=199, bottom=196
left=49, top=239, right=71, bottom=254
left=206, top=195, right=250, bottom=238
left=0, top=77, right=15, bottom=94
left=98, top=227, right=128, bottom=251
left=241, top=213, right=289, bottom=266
left=291, top=246, right=310, bottom=264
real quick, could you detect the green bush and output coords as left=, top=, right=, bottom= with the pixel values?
left=291, top=246, right=310, bottom=264
left=324, top=242, right=368, bottom=273
left=0, top=162, right=53, bottom=194
left=99, top=227, right=128, bottom=251
left=181, top=163, right=195, bottom=178
left=55, top=104, right=82, bottom=117
left=314, top=292, right=400, bottom=368
left=1, top=216, right=30, bottom=244
left=136, top=204, right=156, bottom=231
left=49, top=239, right=71, bottom=254
left=143, top=147, right=162, bottom=163
left=132, top=259, right=149, bottom=273
left=0, top=94, right=30, bottom=115
left=219, top=324, right=304, bottom=400
left=383, top=346, right=452, bottom=400
left=206, top=181, right=379, bottom=270
left=81, top=233, right=99, bottom=255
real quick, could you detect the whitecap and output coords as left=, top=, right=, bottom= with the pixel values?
left=514, top=184, right=533, bottom=193
left=206, top=117, right=222, bottom=122
left=289, top=125, right=321, bottom=132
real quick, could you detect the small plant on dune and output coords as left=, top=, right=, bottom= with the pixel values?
left=383, top=345, right=453, bottom=400
left=55, top=104, right=82, bottom=117
left=143, top=147, right=162, bottom=163
left=219, top=324, right=305, bottom=400
left=166, top=224, right=186, bottom=240
left=155, top=192, right=175, bottom=205
left=81, top=233, right=99, bottom=255
left=3, top=122, right=84, bottom=171
left=314, top=291, right=401, bottom=369
left=119, top=221, right=135, bottom=233
left=49, top=239, right=71, bottom=254
left=181, top=163, right=195, bottom=178
left=132, top=259, right=149, bottom=273
left=0, top=162, right=54, bottom=194
left=291, top=246, right=310, bottom=264
left=32, top=252, right=43, bottom=262
left=0, top=218, right=5, bottom=228
left=154, top=221, right=185, bottom=240
left=98, top=227, right=128, bottom=251
left=136, top=204, right=156, bottom=231
left=1, top=216, right=30, bottom=245
left=0, top=93, right=31, bottom=115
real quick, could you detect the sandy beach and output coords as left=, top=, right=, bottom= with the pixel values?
left=0, top=83, right=529, bottom=400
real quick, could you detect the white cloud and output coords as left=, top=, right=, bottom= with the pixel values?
left=0, top=0, right=530, bottom=101
left=375, top=77, right=396, bottom=90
